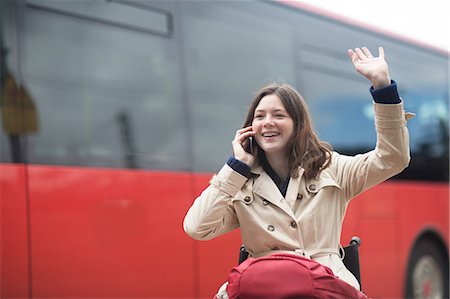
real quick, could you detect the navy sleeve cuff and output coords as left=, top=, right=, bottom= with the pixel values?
left=227, top=157, right=251, bottom=178
left=370, top=80, right=401, bottom=104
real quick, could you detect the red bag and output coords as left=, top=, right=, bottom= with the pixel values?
left=226, top=253, right=368, bottom=299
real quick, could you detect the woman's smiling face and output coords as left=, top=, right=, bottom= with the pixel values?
left=252, top=94, right=294, bottom=156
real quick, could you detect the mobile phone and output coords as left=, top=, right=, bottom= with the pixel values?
left=245, top=136, right=256, bottom=154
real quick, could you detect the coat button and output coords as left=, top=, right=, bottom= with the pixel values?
left=297, top=194, right=303, bottom=200
left=309, top=184, right=316, bottom=191
left=262, top=199, right=269, bottom=205
left=244, top=196, right=251, bottom=203
left=267, top=225, right=275, bottom=232
left=290, top=221, right=297, bottom=229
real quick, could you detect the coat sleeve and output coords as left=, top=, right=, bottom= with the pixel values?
left=183, top=164, right=248, bottom=240
left=331, top=101, right=414, bottom=201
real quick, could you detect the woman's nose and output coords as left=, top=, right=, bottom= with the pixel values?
left=263, top=117, right=275, bottom=127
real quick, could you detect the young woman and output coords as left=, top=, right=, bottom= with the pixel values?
left=184, top=47, right=414, bottom=298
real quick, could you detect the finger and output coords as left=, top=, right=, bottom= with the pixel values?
left=354, top=48, right=367, bottom=60
left=347, top=49, right=359, bottom=63
left=238, top=130, right=256, bottom=142
left=236, top=126, right=253, bottom=134
left=234, top=130, right=256, bottom=145
left=362, top=47, right=373, bottom=58
left=235, top=126, right=253, bottom=138
left=378, top=46, right=385, bottom=59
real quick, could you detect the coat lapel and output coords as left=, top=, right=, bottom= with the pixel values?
left=252, top=169, right=297, bottom=219
left=285, top=168, right=303, bottom=208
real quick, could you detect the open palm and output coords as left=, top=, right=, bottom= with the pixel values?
left=348, top=47, right=390, bottom=89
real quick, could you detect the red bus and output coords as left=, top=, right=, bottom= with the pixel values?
left=1, top=1, right=448, bottom=298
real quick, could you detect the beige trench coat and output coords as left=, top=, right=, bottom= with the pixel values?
left=184, top=102, right=414, bottom=290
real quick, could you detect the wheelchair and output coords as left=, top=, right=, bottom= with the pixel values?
left=238, top=236, right=363, bottom=290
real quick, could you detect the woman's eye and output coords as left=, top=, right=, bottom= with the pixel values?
left=275, top=114, right=285, bottom=118
left=254, top=115, right=263, bottom=119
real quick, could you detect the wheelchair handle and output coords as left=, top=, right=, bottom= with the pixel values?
left=350, top=236, right=361, bottom=247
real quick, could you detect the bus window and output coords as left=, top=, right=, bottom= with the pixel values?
left=1, top=2, right=30, bottom=163
left=305, top=68, right=449, bottom=182
left=180, top=1, right=296, bottom=172
left=401, top=89, right=449, bottom=181
left=17, top=1, right=187, bottom=170
left=299, top=66, right=376, bottom=154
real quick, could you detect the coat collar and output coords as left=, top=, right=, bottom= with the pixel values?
left=250, top=163, right=264, bottom=175
left=251, top=163, right=304, bottom=219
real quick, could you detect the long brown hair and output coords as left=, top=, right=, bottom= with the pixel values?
left=243, top=83, right=332, bottom=180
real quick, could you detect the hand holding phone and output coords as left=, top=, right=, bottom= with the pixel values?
left=232, top=126, right=257, bottom=166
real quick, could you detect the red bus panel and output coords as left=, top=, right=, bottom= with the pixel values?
left=26, top=165, right=195, bottom=298
left=1, top=164, right=30, bottom=298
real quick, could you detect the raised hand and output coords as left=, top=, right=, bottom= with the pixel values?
left=347, top=46, right=391, bottom=89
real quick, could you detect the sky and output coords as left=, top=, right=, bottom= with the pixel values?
left=293, top=0, right=450, bottom=53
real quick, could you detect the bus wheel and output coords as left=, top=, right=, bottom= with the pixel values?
left=406, top=240, right=449, bottom=299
